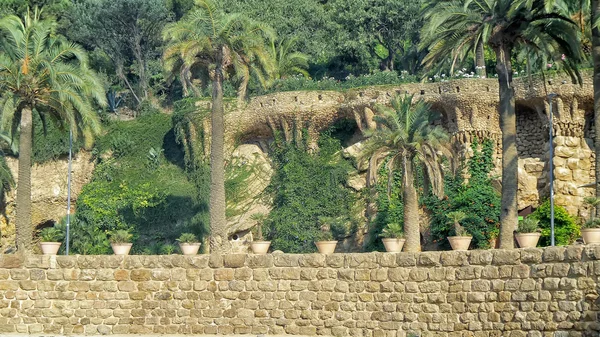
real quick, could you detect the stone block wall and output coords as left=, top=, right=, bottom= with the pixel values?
left=1, top=247, right=600, bottom=336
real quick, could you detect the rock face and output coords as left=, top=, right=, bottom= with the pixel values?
left=225, top=144, right=273, bottom=249
left=0, top=246, right=598, bottom=335
left=0, top=152, right=95, bottom=250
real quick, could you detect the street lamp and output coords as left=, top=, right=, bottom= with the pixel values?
left=548, top=93, right=557, bottom=246
left=65, top=128, right=72, bottom=255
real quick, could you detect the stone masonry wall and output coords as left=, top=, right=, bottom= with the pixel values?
left=1, top=247, right=600, bottom=336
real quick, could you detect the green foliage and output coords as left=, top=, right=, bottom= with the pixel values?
left=517, top=217, right=540, bottom=233
left=446, top=211, right=467, bottom=225
left=582, top=218, right=600, bottom=229
left=424, top=139, right=500, bottom=249
left=530, top=200, right=579, bottom=246
left=39, top=226, right=64, bottom=242
left=109, top=229, right=132, bottom=244
left=266, top=132, right=356, bottom=253
left=71, top=113, right=207, bottom=254
left=380, top=223, right=404, bottom=239
left=367, top=163, right=404, bottom=251
left=177, top=233, right=198, bottom=243
left=161, top=243, right=177, bottom=255
left=32, top=113, right=84, bottom=163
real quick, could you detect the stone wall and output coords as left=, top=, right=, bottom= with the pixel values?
left=1, top=246, right=600, bottom=336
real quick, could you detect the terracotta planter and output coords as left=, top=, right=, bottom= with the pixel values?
left=448, top=236, right=472, bottom=251
left=40, top=242, right=61, bottom=255
left=582, top=228, right=600, bottom=244
left=111, top=243, right=132, bottom=255
left=382, top=238, right=405, bottom=252
left=315, top=241, right=337, bottom=254
left=251, top=241, right=271, bottom=254
left=179, top=243, right=201, bottom=255
left=515, top=233, right=541, bottom=248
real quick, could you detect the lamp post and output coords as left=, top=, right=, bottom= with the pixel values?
left=548, top=93, right=557, bottom=246
left=65, top=128, right=72, bottom=255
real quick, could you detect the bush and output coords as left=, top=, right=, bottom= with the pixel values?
left=39, top=226, right=63, bottom=242
left=70, top=113, right=207, bottom=254
left=266, top=132, right=356, bottom=253
left=529, top=200, right=579, bottom=246
left=424, top=139, right=500, bottom=249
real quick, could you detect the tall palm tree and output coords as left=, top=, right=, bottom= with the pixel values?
left=0, top=9, right=105, bottom=252
left=360, top=95, right=449, bottom=252
left=422, top=0, right=582, bottom=249
left=163, top=0, right=273, bottom=253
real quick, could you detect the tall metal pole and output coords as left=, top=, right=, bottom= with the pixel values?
left=66, top=128, right=72, bottom=255
left=548, top=93, right=557, bottom=246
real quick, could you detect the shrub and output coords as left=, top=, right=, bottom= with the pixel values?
left=39, top=226, right=63, bottom=242
left=177, top=233, right=198, bottom=244
left=424, top=139, right=500, bottom=249
left=266, top=132, right=355, bottom=253
left=109, top=229, right=132, bottom=244
left=517, top=217, right=540, bottom=233
left=380, top=223, right=404, bottom=239
left=583, top=218, right=600, bottom=229
left=529, top=200, right=579, bottom=246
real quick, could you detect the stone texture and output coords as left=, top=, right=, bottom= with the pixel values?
left=0, top=246, right=599, bottom=335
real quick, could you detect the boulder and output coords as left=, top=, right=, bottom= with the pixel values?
left=342, top=142, right=369, bottom=172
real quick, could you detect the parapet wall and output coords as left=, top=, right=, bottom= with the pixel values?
left=1, top=246, right=600, bottom=336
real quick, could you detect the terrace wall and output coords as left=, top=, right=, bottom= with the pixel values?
left=1, top=246, right=600, bottom=336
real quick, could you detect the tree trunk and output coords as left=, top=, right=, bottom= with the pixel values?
left=475, top=40, right=487, bottom=77
left=209, top=50, right=228, bottom=254
left=15, top=107, right=33, bottom=252
left=593, top=0, right=600, bottom=217
left=237, top=75, right=248, bottom=107
left=402, top=155, right=421, bottom=252
left=494, top=45, right=517, bottom=249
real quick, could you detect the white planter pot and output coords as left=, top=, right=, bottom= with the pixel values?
left=179, top=243, right=201, bottom=255
left=515, top=233, right=541, bottom=248
left=111, top=243, right=132, bottom=255
left=382, top=238, right=405, bottom=252
left=251, top=241, right=271, bottom=254
left=582, top=228, right=600, bottom=244
left=315, top=241, right=337, bottom=254
left=40, top=242, right=61, bottom=255
left=448, top=236, right=472, bottom=251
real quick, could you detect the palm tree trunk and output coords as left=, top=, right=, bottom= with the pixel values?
left=237, top=76, right=248, bottom=107
left=15, top=107, right=33, bottom=252
left=402, top=155, right=421, bottom=252
left=593, top=0, right=600, bottom=218
left=475, top=40, right=486, bottom=77
left=209, top=53, right=228, bottom=254
left=494, top=45, right=517, bottom=249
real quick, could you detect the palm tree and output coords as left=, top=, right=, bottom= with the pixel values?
left=163, top=0, right=273, bottom=253
left=268, top=38, right=309, bottom=82
left=422, top=0, right=582, bottom=249
left=360, top=95, right=449, bottom=252
left=0, top=10, right=105, bottom=251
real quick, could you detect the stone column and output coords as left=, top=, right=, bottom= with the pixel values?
left=551, top=98, right=593, bottom=217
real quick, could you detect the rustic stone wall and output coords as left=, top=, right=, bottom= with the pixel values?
left=1, top=246, right=600, bottom=336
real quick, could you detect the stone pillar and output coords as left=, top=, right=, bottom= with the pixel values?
left=551, top=98, right=593, bottom=217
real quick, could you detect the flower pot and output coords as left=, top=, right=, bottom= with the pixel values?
left=582, top=228, right=600, bottom=244
left=111, top=243, right=132, bottom=255
left=179, top=243, right=201, bottom=255
left=315, top=241, right=337, bottom=254
left=40, top=242, right=61, bottom=255
left=251, top=241, right=271, bottom=254
left=382, top=238, right=405, bottom=252
left=515, top=233, right=541, bottom=248
left=448, top=236, right=472, bottom=251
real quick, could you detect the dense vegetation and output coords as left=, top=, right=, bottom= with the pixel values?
left=0, top=0, right=595, bottom=253
left=265, top=131, right=357, bottom=253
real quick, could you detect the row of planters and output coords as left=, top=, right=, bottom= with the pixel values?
left=39, top=229, right=203, bottom=256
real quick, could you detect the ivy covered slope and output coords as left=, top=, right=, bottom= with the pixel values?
left=69, top=112, right=208, bottom=255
